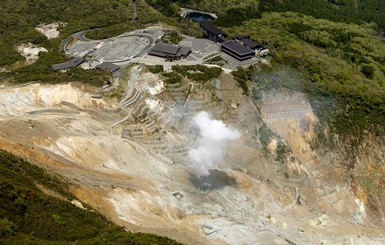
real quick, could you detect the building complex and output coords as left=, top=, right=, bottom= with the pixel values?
left=199, top=21, right=268, bottom=61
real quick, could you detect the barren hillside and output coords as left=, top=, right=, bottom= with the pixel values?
left=0, top=69, right=383, bottom=244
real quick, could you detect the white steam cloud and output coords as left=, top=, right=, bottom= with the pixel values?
left=188, top=111, right=241, bottom=176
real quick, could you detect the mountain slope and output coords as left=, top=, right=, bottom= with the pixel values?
left=0, top=150, right=180, bottom=244
left=259, top=0, right=385, bottom=30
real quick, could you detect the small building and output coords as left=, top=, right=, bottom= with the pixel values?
left=234, top=34, right=264, bottom=51
left=96, top=62, right=120, bottom=73
left=221, top=40, right=255, bottom=61
left=52, top=57, right=85, bottom=71
left=199, top=21, right=228, bottom=43
left=148, top=43, right=192, bottom=61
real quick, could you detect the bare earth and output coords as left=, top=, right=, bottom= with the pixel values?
left=0, top=70, right=384, bottom=244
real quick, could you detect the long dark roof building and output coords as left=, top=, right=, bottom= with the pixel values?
left=52, top=57, right=85, bottom=71
left=234, top=34, right=264, bottom=50
left=148, top=43, right=191, bottom=61
left=200, top=21, right=228, bottom=43
left=221, top=40, right=255, bottom=61
left=96, top=63, right=120, bottom=72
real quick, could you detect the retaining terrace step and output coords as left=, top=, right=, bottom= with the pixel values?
left=122, top=90, right=141, bottom=107
left=131, top=103, right=146, bottom=116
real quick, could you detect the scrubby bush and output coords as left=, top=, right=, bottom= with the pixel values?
left=148, top=65, right=164, bottom=74
left=172, top=65, right=222, bottom=83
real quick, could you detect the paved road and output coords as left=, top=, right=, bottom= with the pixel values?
left=60, top=30, right=89, bottom=52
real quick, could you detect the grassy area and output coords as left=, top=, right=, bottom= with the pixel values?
left=147, top=65, right=164, bottom=74
left=204, top=55, right=227, bottom=67
left=162, top=72, right=182, bottom=84
left=172, top=65, right=222, bottom=83
left=231, top=66, right=256, bottom=95
left=0, top=150, right=181, bottom=244
left=161, top=31, right=183, bottom=45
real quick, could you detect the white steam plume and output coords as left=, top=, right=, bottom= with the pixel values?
left=188, top=111, right=241, bottom=176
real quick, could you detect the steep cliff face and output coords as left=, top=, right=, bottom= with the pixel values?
left=345, top=133, right=385, bottom=223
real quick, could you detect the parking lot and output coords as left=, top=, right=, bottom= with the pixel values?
left=66, top=34, right=152, bottom=62
left=92, top=36, right=149, bottom=62
left=67, top=41, right=98, bottom=57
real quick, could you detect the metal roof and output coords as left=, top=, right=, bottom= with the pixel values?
left=200, top=21, right=227, bottom=36
left=221, top=40, right=254, bottom=56
left=234, top=34, right=251, bottom=40
left=178, top=46, right=192, bottom=56
left=52, top=63, right=76, bottom=70
left=96, top=62, right=120, bottom=72
left=52, top=57, right=85, bottom=71
left=240, top=38, right=262, bottom=49
left=70, top=57, right=85, bottom=66
left=148, top=50, right=169, bottom=58
left=151, top=43, right=180, bottom=55
left=148, top=43, right=191, bottom=58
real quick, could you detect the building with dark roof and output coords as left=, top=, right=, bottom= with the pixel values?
left=148, top=43, right=192, bottom=61
left=52, top=57, right=85, bottom=71
left=221, top=40, right=255, bottom=61
left=200, top=21, right=228, bottom=43
left=234, top=34, right=264, bottom=50
left=96, top=62, right=120, bottom=72
left=234, top=34, right=251, bottom=40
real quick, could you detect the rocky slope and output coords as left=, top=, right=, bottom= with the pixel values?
left=0, top=71, right=384, bottom=244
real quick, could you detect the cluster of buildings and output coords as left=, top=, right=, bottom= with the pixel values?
left=146, top=21, right=268, bottom=62
left=52, top=20, right=268, bottom=72
left=199, top=21, right=268, bottom=61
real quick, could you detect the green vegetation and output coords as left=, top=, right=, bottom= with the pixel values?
left=172, top=65, right=221, bottom=83
left=169, top=0, right=259, bottom=15
left=0, top=150, right=181, bottom=244
left=145, top=0, right=181, bottom=17
left=214, top=5, right=261, bottom=27
left=162, top=72, right=182, bottom=84
left=231, top=66, right=256, bottom=95
left=148, top=65, right=164, bottom=74
left=161, top=31, right=183, bottom=45
left=259, top=0, right=385, bottom=30
left=204, top=55, right=227, bottom=66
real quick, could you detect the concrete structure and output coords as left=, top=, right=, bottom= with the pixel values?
left=52, top=57, right=85, bottom=71
left=148, top=43, right=192, bottom=61
left=221, top=40, right=255, bottom=61
left=200, top=21, right=228, bottom=43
